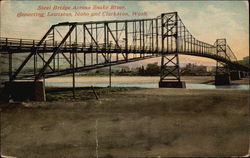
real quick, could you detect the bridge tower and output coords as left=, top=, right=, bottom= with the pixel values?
left=214, top=39, right=230, bottom=85
left=159, top=12, right=186, bottom=88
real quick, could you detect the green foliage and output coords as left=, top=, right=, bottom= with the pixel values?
left=137, top=62, right=160, bottom=76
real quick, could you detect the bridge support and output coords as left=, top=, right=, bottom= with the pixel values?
left=240, top=71, right=247, bottom=78
left=215, top=74, right=230, bottom=85
left=159, top=80, right=186, bottom=88
left=3, top=81, right=46, bottom=101
left=159, top=12, right=185, bottom=88
left=214, top=39, right=231, bottom=85
left=159, top=55, right=186, bottom=88
left=230, top=71, right=241, bottom=80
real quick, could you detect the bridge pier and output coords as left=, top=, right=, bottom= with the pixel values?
left=159, top=81, right=186, bottom=88
left=230, top=71, right=241, bottom=80
left=240, top=71, right=247, bottom=78
left=215, top=74, right=230, bottom=85
left=3, top=81, right=46, bottom=101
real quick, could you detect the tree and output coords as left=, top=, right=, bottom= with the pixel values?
left=137, top=66, right=145, bottom=75
left=145, top=62, right=160, bottom=76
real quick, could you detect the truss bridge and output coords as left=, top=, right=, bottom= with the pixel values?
left=0, top=12, right=249, bottom=95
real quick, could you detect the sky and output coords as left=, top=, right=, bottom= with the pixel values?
left=0, top=0, right=249, bottom=65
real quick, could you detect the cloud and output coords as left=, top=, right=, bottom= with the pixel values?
left=137, top=1, right=170, bottom=17
left=1, top=1, right=52, bottom=38
left=184, top=4, right=248, bottom=59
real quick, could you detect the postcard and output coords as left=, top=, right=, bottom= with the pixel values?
left=0, top=0, right=249, bottom=157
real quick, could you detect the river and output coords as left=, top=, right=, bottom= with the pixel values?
left=45, top=76, right=249, bottom=90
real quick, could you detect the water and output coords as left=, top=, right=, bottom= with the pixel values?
left=45, top=81, right=249, bottom=90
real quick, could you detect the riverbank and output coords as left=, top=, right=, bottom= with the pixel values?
left=0, top=88, right=249, bottom=157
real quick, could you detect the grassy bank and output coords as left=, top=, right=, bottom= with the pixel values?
left=45, top=87, right=141, bottom=101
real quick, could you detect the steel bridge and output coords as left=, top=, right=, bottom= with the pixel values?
left=0, top=12, right=249, bottom=88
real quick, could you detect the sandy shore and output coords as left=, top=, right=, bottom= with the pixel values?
left=1, top=88, right=249, bottom=157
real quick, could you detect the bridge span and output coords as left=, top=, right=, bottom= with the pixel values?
left=0, top=12, right=249, bottom=100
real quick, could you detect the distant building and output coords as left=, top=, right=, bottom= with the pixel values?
left=206, top=66, right=216, bottom=72
left=185, top=63, right=195, bottom=70
left=184, top=63, right=211, bottom=72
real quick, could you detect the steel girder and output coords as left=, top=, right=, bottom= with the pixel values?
left=215, top=39, right=230, bottom=76
left=160, top=12, right=181, bottom=82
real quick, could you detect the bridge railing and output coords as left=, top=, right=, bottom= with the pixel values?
left=0, top=37, right=40, bottom=47
left=0, top=37, right=159, bottom=53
